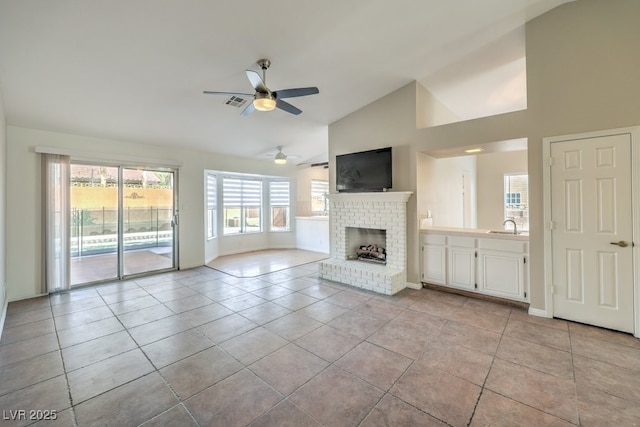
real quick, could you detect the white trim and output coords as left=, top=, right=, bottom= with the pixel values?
left=405, top=281, right=422, bottom=290
left=0, top=299, right=7, bottom=342
left=35, top=146, right=183, bottom=168
left=542, top=136, right=554, bottom=324
left=328, top=191, right=412, bottom=203
left=543, top=126, right=640, bottom=338
left=527, top=307, right=549, bottom=318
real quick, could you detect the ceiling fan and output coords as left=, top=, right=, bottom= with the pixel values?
left=274, top=146, right=288, bottom=164
left=265, top=146, right=300, bottom=164
left=203, top=59, right=319, bottom=116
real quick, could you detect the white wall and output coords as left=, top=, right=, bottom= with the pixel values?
left=419, top=150, right=527, bottom=231
left=417, top=154, right=476, bottom=228
left=295, top=164, right=328, bottom=216
left=416, top=82, right=460, bottom=128
left=476, top=150, right=527, bottom=230
left=6, top=126, right=297, bottom=301
left=0, top=83, right=7, bottom=327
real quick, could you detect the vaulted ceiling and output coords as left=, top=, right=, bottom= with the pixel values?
left=0, top=0, right=572, bottom=164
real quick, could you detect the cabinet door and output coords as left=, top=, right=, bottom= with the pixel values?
left=422, top=244, right=446, bottom=285
left=477, top=250, right=525, bottom=300
left=447, top=247, right=475, bottom=290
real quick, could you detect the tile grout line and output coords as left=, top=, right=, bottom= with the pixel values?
left=89, top=284, right=204, bottom=426
left=567, top=324, right=582, bottom=426
left=465, top=313, right=508, bottom=426
left=49, top=292, right=80, bottom=427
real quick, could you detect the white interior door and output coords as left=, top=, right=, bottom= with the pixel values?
left=550, top=134, right=634, bottom=333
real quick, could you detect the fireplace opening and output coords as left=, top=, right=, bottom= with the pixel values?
left=356, top=244, right=386, bottom=264
left=346, top=227, right=386, bottom=265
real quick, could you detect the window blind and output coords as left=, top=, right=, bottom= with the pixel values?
left=207, top=173, right=216, bottom=210
left=311, top=179, right=329, bottom=196
left=269, top=181, right=290, bottom=206
left=223, top=177, right=262, bottom=207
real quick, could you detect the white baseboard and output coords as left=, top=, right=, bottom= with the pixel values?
left=0, top=299, right=7, bottom=343
left=528, top=307, right=550, bottom=318
left=405, top=282, right=422, bottom=290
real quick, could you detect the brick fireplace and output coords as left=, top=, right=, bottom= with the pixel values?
left=319, top=191, right=412, bottom=295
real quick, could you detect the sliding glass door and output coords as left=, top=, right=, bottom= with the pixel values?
left=69, top=163, right=177, bottom=286
left=122, top=168, right=175, bottom=276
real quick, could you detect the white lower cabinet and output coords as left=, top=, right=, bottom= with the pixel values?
left=421, top=233, right=529, bottom=302
left=447, top=236, right=476, bottom=291
left=477, top=238, right=528, bottom=301
left=421, top=234, right=447, bottom=285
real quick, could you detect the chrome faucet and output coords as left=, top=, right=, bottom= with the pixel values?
left=503, top=218, right=518, bottom=234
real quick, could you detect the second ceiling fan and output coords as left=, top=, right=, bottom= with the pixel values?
left=204, top=59, right=319, bottom=116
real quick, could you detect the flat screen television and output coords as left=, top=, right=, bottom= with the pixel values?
left=336, top=147, right=392, bottom=192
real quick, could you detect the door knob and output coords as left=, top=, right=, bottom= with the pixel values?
left=610, top=240, right=629, bottom=247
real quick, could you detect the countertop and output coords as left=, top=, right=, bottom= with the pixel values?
left=296, top=216, right=329, bottom=221
left=420, top=226, right=529, bottom=241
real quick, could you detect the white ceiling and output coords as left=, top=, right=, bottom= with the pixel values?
left=0, top=0, right=571, bottom=165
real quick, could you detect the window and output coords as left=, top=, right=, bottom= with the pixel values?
left=223, top=177, right=262, bottom=235
left=311, top=179, right=329, bottom=214
left=270, top=180, right=290, bottom=231
left=206, top=173, right=216, bottom=239
left=504, top=174, right=529, bottom=231
left=505, top=192, right=521, bottom=208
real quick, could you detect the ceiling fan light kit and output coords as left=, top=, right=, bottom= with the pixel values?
left=253, top=93, right=276, bottom=111
left=274, top=146, right=287, bottom=164
left=204, top=59, right=319, bottom=116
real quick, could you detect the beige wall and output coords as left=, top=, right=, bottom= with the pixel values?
left=476, top=150, right=528, bottom=230
left=328, top=0, right=640, bottom=310
left=524, top=0, right=640, bottom=310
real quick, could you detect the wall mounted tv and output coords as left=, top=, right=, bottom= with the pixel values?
left=336, top=147, right=392, bottom=192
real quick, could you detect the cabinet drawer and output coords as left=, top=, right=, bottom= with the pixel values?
left=478, top=238, right=527, bottom=253
left=423, top=234, right=446, bottom=245
left=448, top=236, right=476, bottom=248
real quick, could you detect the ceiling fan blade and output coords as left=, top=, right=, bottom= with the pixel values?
left=203, top=91, right=253, bottom=97
left=240, top=102, right=255, bottom=116
left=276, top=99, right=302, bottom=115
left=245, top=70, right=269, bottom=93
left=274, top=87, right=319, bottom=99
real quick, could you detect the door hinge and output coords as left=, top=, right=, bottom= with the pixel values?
left=474, top=283, right=478, bottom=289
left=550, top=285, right=556, bottom=294
left=548, top=221, right=555, bottom=230
left=524, top=291, right=527, bottom=298
left=547, top=157, right=554, bottom=167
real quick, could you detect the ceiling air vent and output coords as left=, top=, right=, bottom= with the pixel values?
left=224, top=95, right=249, bottom=108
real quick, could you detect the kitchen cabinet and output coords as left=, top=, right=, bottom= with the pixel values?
left=421, top=234, right=446, bottom=285
left=447, top=236, right=476, bottom=291
left=420, top=229, right=529, bottom=302
left=477, top=238, right=527, bottom=301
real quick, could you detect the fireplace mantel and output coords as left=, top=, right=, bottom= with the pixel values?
left=328, top=191, right=412, bottom=203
